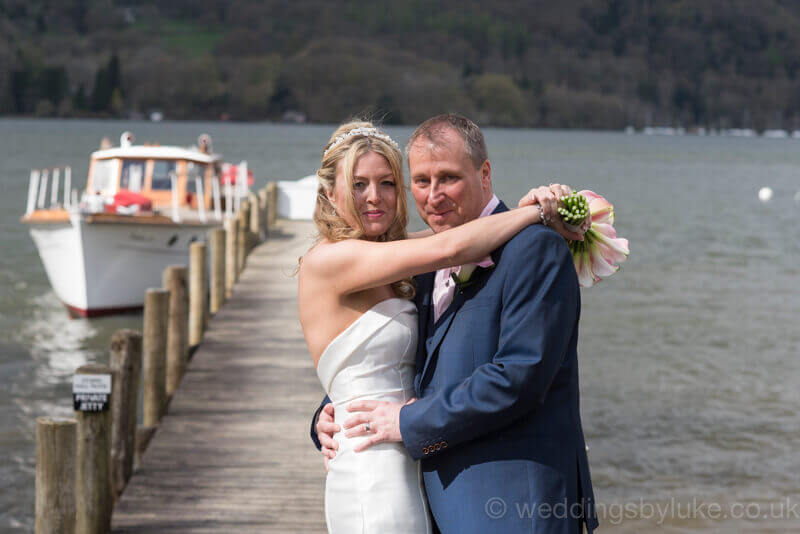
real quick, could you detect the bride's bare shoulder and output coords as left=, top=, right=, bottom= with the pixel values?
left=301, top=238, right=362, bottom=275
left=301, top=239, right=332, bottom=268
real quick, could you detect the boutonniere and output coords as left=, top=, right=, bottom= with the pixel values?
left=450, top=257, right=495, bottom=293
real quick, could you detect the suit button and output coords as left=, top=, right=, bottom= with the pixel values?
left=422, top=447, right=429, bottom=455
left=442, top=442, right=447, bottom=448
left=434, top=443, right=441, bottom=451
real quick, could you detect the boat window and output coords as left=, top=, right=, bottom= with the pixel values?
left=186, top=162, right=207, bottom=193
left=151, top=160, right=176, bottom=190
left=91, top=159, right=117, bottom=193
left=120, top=160, right=145, bottom=192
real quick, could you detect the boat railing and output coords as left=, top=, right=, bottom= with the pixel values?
left=169, top=171, right=181, bottom=223
left=211, top=176, right=222, bottom=221
left=26, top=167, right=75, bottom=215
left=234, top=161, right=247, bottom=213
left=195, top=177, right=207, bottom=223
left=224, top=177, right=233, bottom=219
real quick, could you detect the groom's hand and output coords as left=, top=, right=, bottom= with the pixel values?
left=344, top=399, right=410, bottom=452
left=316, top=403, right=340, bottom=471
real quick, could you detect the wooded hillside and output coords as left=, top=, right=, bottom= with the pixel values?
left=3, top=0, right=800, bottom=129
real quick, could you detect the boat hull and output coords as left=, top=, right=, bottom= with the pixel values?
left=28, top=213, right=218, bottom=316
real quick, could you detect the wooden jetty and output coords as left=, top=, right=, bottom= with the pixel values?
left=32, top=189, right=328, bottom=533
left=110, top=220, right=326, bottom=533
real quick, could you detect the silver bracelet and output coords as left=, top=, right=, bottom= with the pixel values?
left=536, top=204, right=547, bottom=226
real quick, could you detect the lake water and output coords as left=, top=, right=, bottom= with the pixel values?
left=1, top=119, right=799, bottom=531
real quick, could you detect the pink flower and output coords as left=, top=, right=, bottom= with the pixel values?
left=568, top=191, right=629, bottom=288
left=581, top=189, right=615, bottom=225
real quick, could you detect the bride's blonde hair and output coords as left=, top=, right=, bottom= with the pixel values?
left=313, top=120, right=414, bottom=299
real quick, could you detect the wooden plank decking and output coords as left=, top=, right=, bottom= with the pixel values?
left=112, top=221, right=327, bottom=533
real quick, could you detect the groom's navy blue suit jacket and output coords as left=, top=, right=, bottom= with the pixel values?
left=312, top=201, right=598, bottom=534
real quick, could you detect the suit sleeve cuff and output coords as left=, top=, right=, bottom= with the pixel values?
left=310, top=396, right=331, bottom=451
left=400, top=399, right=450, bottom=460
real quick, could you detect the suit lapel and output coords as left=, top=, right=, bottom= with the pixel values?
left=414, top=273, right=434, bottom=393
left=418, top=263, right=494, bottom=385
left=419, top=290, right=466, bottom=386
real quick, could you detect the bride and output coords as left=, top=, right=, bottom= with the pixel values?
left=298, top=121, right=572, bottom=533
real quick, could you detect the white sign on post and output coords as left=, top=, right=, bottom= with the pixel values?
left=73, top=374, right=112, bottom=412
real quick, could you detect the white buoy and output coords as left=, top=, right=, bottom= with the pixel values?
left=758, top=187, right=773, bottom=202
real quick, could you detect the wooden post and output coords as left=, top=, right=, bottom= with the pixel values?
left=35, top=417, right=76, bottom=534
left=75, top=364, right=113, bottom=534
left=209, top=228, right=225, bottom=314
left=143, top=289, right=168, bottom=426
left=135, top=426, right=157, bottom=464
left=225, top=218, right=238, bottom=297
left=237, top=204, right=248, bottom=273
left=163, top=265, right=188, bottom=397
left=248, top=191, right=261, bottom=246
left=109, top=329, right=142, bottom=501
left=189, top=242, right=207, bottom=347
left=258, top=188, right=269, bottom=237
left=266, top=182, right=278, bottom=226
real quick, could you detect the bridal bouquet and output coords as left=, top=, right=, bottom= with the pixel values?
left=557, top=190, right=629, bottom=288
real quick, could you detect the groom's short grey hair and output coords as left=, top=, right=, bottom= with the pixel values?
left=406, top=113, right=488, bottom=170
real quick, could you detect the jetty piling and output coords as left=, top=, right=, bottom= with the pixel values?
left=163, top=265, right=188, bottom=397
left=142, top=289, right=168, bottom=427
left=225, top=217, right=239, bottom=294
left=75, top=364, right=114, bottom=534
left=257, top=187, right=269, bottom=237
left=266, top=182, right=278, bottom=227
left=249, top=191, right=261, bottom=244
left=35, top=417, right=77, bottom=534
left=188, top=242, right=207, bottom=348
left=237, top=200, right=249, bottom=272
left=109, top=330, right=142, bottom=501
left=209, top=228, right=226, bottom=314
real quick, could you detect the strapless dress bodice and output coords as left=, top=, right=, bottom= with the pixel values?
left=317, top=297, right=418, bottom=407
left=315, top=298, right=431, bottom=534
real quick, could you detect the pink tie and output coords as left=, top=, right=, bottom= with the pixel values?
left=432, top=268, right=458, bottom=323
left=430, top=195, right=499, bottom=324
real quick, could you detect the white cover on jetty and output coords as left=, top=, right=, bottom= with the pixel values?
left=277, top=175, right=318, bottom=220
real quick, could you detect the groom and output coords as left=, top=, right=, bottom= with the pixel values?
left=312, top=114, right=598, bottom=533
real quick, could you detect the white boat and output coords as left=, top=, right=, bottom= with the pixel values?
left=21, top=132, right=252, bottom=317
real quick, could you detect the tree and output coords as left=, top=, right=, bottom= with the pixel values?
left=471, top=73, right=528, bottom=126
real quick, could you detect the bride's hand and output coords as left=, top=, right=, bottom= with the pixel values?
left=316, top=404, right=340, bottom=471
left=518, top=184, right=584, bottom=242
left=518, top=183, right=572, bottom=210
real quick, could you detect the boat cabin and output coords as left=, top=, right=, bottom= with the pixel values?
left=87, top=140, right=223, bottom=210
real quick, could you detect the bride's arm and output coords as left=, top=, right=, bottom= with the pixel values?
left=304, top=205, right=542, bottom=296
left=407, top=228, right=434, bottom=239
left=405, top=184, right=578, bottom=241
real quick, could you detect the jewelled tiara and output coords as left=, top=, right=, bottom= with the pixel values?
left=323, top=127, right=400, bottom=157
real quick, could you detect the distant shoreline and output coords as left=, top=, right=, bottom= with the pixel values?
left=4, top=117, right=800, bottom=140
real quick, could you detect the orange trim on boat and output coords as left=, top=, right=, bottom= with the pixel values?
left=20, top=209, right=70, bottom=223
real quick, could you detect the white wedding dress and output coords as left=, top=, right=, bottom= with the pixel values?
left=316, top=298, right=432, bottom=534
